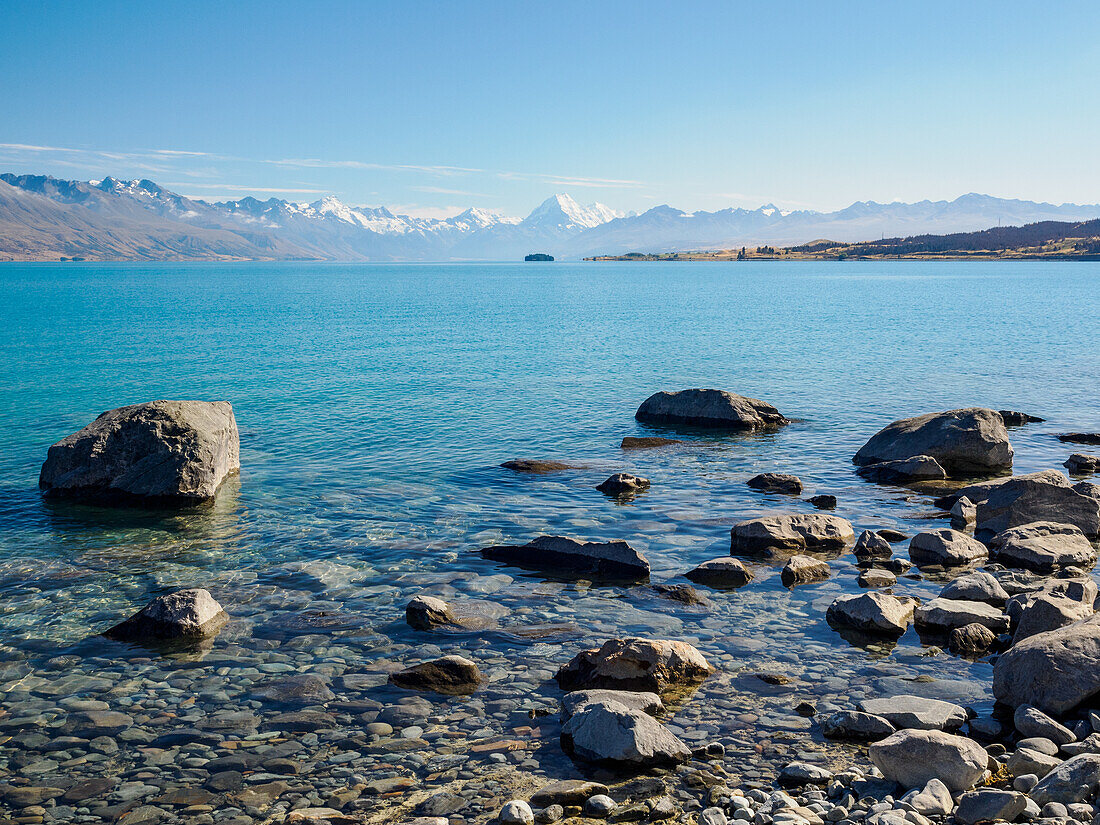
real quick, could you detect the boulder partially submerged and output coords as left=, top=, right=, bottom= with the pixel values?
left=560, top=699, right=691, bottom=768
left=853, top=408, right=1012, bottom=476
left=501, top=459, right=582, bottom=474
left=40, top=400, right=240, bottom=503
left=975, top=472, right=1100, bottom=537
left=856, top=455, right=947, bottom=483
left=747, top=473, right=802, bottom=494
left=105, top=589, right=228, bottom=643
left=1065, top=454, right=1100, bottom=475
left=914, top=597, right=1010, bottom=635
left=989, top=521, right=1097, bottom=572
left=908, top=529, right=988, bottom=567
left=388, top=655, right=483, bottom=695
left=556, top=637, right=713, bottom=695
left=596, top=473, right=650, bottom=496
left=480, top=535, right=650, bottom=580
left=635, top=389, right=789, bottom=430
left=780, top=555, right=830, bottom=586
left=684, top=557, right=753, bottom=588
left=826, top=592, right=916, bottom=636
left=730, top=514, right=854, bottom=560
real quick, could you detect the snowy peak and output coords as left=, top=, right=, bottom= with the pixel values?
left=523, top=193, right=624, bottom=230
left=444, top=207, right=520, bottom=232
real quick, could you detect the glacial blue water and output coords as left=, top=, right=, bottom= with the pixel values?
left=0, top=260, right=1098, bottom=804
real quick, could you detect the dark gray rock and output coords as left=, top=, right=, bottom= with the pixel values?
left=39, top=400, right=240, bottom=503
left=481, top=535, right=650, bottom=579
left=809, top=494, right=837, bottom=509
left=635, top=389, right=789, bottom=430
left=555, top=637, right=712, bottom=694
left=747, top=473, right=802, bottom=494
left=388, top=655, right=483, bottom=695
left=999, top=411, right=1044, bottom=426
left=684, top=557, right=753, bottom=588
left=853, top=408, right=1013, bottom=476
left=596, top=473, right=650, bottom=496
left=405, top=595, right=455, bottom=630
left=949, top=623, right=997, bottom=656
left=954, top=789, right=1027, bottom=824
left=854, top=530, right=893, bottom=561
left=1065, top=454, right=1100, bottom=475
left=501, top=459, right=582, bottom=474
left=856, top=455, right=947, bottom=483
left=975, top=472, right=1100, bottom=538
left=780, top=554, right=830, bottom=586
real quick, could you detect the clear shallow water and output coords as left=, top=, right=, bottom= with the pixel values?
left=0, top=261, right=1098, bottom=821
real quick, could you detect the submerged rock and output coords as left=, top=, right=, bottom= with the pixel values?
left=809, top=494, right=837, bottom=509
left=781, top=555, right=831, bottom=586
left=869, top=729, right=988, bottom=792
left=908, top=529, right=988, bottom=567
left=684, top=557, right=753, bottom=588
left=730, top=514, right=854, bottom=560
left=993, top=613, right=1100, bottom=713
left=826, top=592, right=915, bottom=636
left=989, top=521, right=1097, bottom=572
left=1059, top=433, right=1100, bottom=446
left=481, top=535, right=650, bottom=579
left=853, top=408, right=1013, bottom=476
left=388, top=655, right=483, bottom=695
left=620, top=436, right=685, bottom=449
left=596, top=473, right=650, bottom=496
left=747, top=473, right=802, bottom=494
left=651, top=583, right=710, bottom=606
left=556, top=637, right=713, bottom=695
left=39, top=400, right=240, bottom=503
left=501, top=459, right=582, bottom=474
left=856, top=455, right=947, bottom=483
left=1065, top=454, right=1100, bottom=475
left=634, top=388, right=789, bottom=429
left=560, top=699, right=690, bottom=768
left=104, top=589, right=228, bottom=642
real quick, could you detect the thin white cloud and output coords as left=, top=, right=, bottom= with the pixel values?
left=162, top=182, right=331, bottom=194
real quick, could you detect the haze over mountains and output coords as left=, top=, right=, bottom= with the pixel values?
left=2, top=172, right=1100, bottom=262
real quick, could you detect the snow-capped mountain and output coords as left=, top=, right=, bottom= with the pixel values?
left=2, top=172, right=1099, bottom=261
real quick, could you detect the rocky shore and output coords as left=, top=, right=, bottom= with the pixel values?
left=2, top=392, right=1100, bottom=825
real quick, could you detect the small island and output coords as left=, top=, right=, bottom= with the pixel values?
left=524, top=253, right=554, bottom=261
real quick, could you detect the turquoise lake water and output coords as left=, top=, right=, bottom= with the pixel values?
left=0, top=260, right=1098, bottom=817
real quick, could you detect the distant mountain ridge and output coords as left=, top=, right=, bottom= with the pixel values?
left=1, top=171, right=1098, bottom=262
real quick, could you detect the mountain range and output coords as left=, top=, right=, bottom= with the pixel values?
left=2, top=172, right=1099, bottom=262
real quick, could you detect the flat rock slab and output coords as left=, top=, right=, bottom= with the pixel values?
left=39, top=399, right=240, bottom=503
left=858, top=695, right=968, bottom=731
left=481, top=535, right=650, bottom=580
left=747, top=473, right=802, bottom=494
left=635, top=388, right=789, bottom=430
left=853, top=408, right=1012, bottom=476
left=915, top=597, right=1009, bottom=634
left=1060, top=433, right=1100, bottom=446
left=620, top=437, right=685, bottom=449
left=500, top=459, right=583, bottom=474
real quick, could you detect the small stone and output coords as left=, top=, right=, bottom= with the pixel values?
left=854, top=531, right=893, bottom=561
left=583, top=795, right=617, bottom=817
left=499, top=800, right=535, bottom=825
left=781, top=555, right=830, bottom=586
left=405, top=595, right=455, bottom=630
left=747, top=473, right=802, bottom=495
left=858, top=569, right=896, bottom=588
left=809, top=495, right=837, bottom=510
left=596, top=473, right=650, bottom=497
left=685, top=557, right=753, bottom=588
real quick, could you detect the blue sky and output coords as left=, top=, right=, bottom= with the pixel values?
left=2, top=0, right=1098, bottom=218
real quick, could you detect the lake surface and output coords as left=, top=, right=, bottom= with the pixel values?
left=0, top=261, right=1098, bottom=822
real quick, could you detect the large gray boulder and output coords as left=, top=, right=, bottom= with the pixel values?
left=868, top=729, right=988, bottom=792
left=857, top=695, right=968, bottom=732
left=1029, top=753, right=1100, bottom=805
left=989, top=521, right=1097, bottom=571
left=635, top=389, right=789, bottom=430
left=105, top=589, right=228, bottom=642
left=914, top=598, right=1009, bottom=634
left=556, top=638, right=713, bottom=695
left=993, top=614, right=1100, bottom=714
left=730, top=514, right=854, bottom=560
left=973, top=472, right=1100, bottom=538
left=40, top=400, right=240, bottom=503
left=1012, top=594, right=1094, bottom=644
left=908, top=529, right=987, bottom=567
left=480, top=536, right=650, bottom=580
left=940, top=571, right=1009, bottom=605
left=853, top=408, right=1013, bottom=476
left=560, top=699, right=691, bottom=768
left=826, top=592, right=916, bottom=636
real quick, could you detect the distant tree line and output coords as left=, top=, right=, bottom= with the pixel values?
left=789, top=218, right=1100, bottom=255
